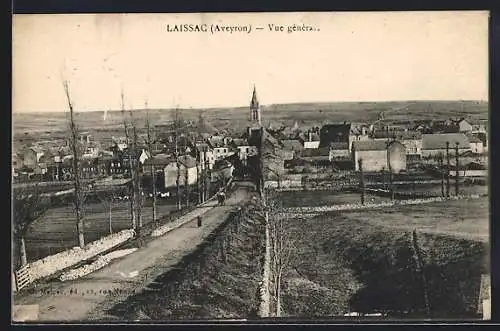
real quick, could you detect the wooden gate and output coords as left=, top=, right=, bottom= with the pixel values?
left=15, top=265, right=32, bottom=291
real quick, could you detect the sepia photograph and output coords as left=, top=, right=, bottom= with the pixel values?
left=12, top=11, right=490, bottom=322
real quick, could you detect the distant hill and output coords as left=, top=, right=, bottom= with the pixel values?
left=13, top=100, right=488, bottom=140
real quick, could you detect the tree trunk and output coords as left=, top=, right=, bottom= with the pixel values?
left=20, top=236, right=28, bottom=266
left=151, top=165, right=157, bottom=222
left=185, top=168, right=190, bottom=208
left=77, top=212, right=85, bottom=248
left=276, top=270, right=282, bottom=317
left=176, top=161, right=181, bottom=211
left=109, top=204, right=113, bottom=235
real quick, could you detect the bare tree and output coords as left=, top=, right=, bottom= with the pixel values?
left=63, top=80, right=86, bottom=248
left=92, top=186, right=123, bottom=236
left=144, top=107, right=158, bottom=223
left=12, top=185, right=50, bottom=267
left=184, top=158, right=190, bottom=208
left=171, top=107, right=186, bottom=211
left=120, top=90, right=137, bottom=230
left=266, top=190, right=295, bottom=317
left=128, top=110, right=143, bottom=230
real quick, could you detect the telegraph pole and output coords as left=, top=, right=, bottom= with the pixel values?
left=205, top=158, right=210, bottom=200
left=359, top=159, right=365, bottom=205
left=455, top=142, right=460, bottom=196
left=439, top=153, right=445, bottom=197
left=446, top=142, right=450, bottom=198
left=387, top=143, right=394, bottom=201
left=196, top=146, right=202, bottom=204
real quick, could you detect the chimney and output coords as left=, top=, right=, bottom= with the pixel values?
left=308, top=132, right=312, bottom=142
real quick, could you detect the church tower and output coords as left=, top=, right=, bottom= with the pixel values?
left=250, top=85, right=261, bottom=125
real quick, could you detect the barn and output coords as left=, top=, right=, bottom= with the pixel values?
left=352, top=140, right=406, bottom=173
left=421, top=133, right=471, bottom=158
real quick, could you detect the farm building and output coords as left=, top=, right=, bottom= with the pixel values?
left=466, top=134, right=485, bottom=154
left=280, top=139, right=304, bottom=157
left=352, top=140, right=406, bottom=173
left=230, top=138, right=258, bottom=165
left=298, top=132, right=321, bottom=149
left=142, top=153, right=172, bottom=175
left=319, top=123, right=351, bottom=148
left=164, top=155, right=198, bottom=189
left=329, top=142, right=350, bottom=160
left=421, top=133, right=471, bottom=157
left=195, top=143, right=216, bottom=170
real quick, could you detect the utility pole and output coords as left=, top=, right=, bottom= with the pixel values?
left=63, top=80, right=85, bottom=248
left=359, top=158, right=365, bottom=205
left=205, top=158, right=210, bottom=200
left=446, top=141, right=450, bottom=198
left=387, top=144, right=394, bottom=201
left=439, top=153, right=445, bottom=197
left=145, top=109, right=157, bottom=223
left=455, top=142, right=460, bottom=196
left=130, top=111, right=142, bottom=231
left=196, top=145, right=202, bottom=204
left=121, top=90, right=136, bottom=230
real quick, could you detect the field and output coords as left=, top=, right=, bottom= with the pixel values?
left=280, top=197, right=489, bottom=318
left=13, top=100, right=488, bottom=141
left=278, top=183, right=488, bottom=208
left=23, top=199, right=180, bottom=262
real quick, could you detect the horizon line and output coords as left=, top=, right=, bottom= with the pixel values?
left=13, top=99, right=488, bottom=115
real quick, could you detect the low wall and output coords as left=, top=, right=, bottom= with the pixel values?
left=20, top=229, right=135, bottom=286
left=151, top=178, right=234, bottom=237
left=284, top=194, right=482, bottom=214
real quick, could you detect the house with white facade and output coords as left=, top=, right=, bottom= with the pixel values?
left=164, top=155, right=198, bottom=189
left=230, top=138, right=258, bottom=165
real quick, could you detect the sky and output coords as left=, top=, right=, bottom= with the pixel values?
left=12, top=11, right=489, bottom=113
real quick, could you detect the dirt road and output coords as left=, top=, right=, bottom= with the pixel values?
left=13, top=183, right=254, bottom=322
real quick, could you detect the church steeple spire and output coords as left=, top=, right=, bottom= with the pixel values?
left=250, top=85, right=261, bottom=125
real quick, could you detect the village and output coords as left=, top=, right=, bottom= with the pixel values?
left=12, top=87, right=488, bottom=196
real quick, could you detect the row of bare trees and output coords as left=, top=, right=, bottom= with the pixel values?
left=264, top=189, right=295, bottom=317
left=13, top=81, right=214, bottom=268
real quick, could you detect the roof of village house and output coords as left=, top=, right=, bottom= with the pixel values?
left=213, top=158, right=233, bottom=171
left=178, top=154, right=197, bottom=168
left=329, top=142, right=350, bottom=150
left=422, top=133, right=470, bottom=150
left=280, top=139, right=303, bottom=151
left=299, top=132, right=320, bottom=142
left=300, top=147, right=330, bottom=158
left=319, top=123, right=351, bottom=147
left=144, top=153, right=173, bottom=166
left=352, top=140, right=396, bottom=151
left=372, top=130, right=422, bottom=140
left=466, top=134, right=483, bottom=144
left=231, top=138, right=248, bottom=147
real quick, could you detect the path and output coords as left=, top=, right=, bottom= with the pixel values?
left=13, top=183, right=254, bottom=322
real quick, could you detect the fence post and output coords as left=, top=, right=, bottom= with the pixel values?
left=358, top=159, right=365, bottom=205
left=446, top=142, right=450, bottom=198
left=455, top=142, right=460, bottom=196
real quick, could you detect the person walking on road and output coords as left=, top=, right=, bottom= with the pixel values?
left=197, top=215, right=202, bottom=227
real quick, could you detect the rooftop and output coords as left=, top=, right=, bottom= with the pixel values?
left=352, top=140, right=392, bottom=151
left=422, top=133, right=470, bottom=150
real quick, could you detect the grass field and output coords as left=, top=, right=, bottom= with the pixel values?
left=344, top=197, right=489, bottom=242
left=278, top=183, right=487, bottom=208
left=278, top=191, right=391, bottom=208
left=23, top=199, right=180, bottom=262
left=281, top=197, right=489, bottom=318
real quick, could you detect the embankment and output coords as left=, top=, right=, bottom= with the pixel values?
left=106, top=199, right=266, bottom=320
